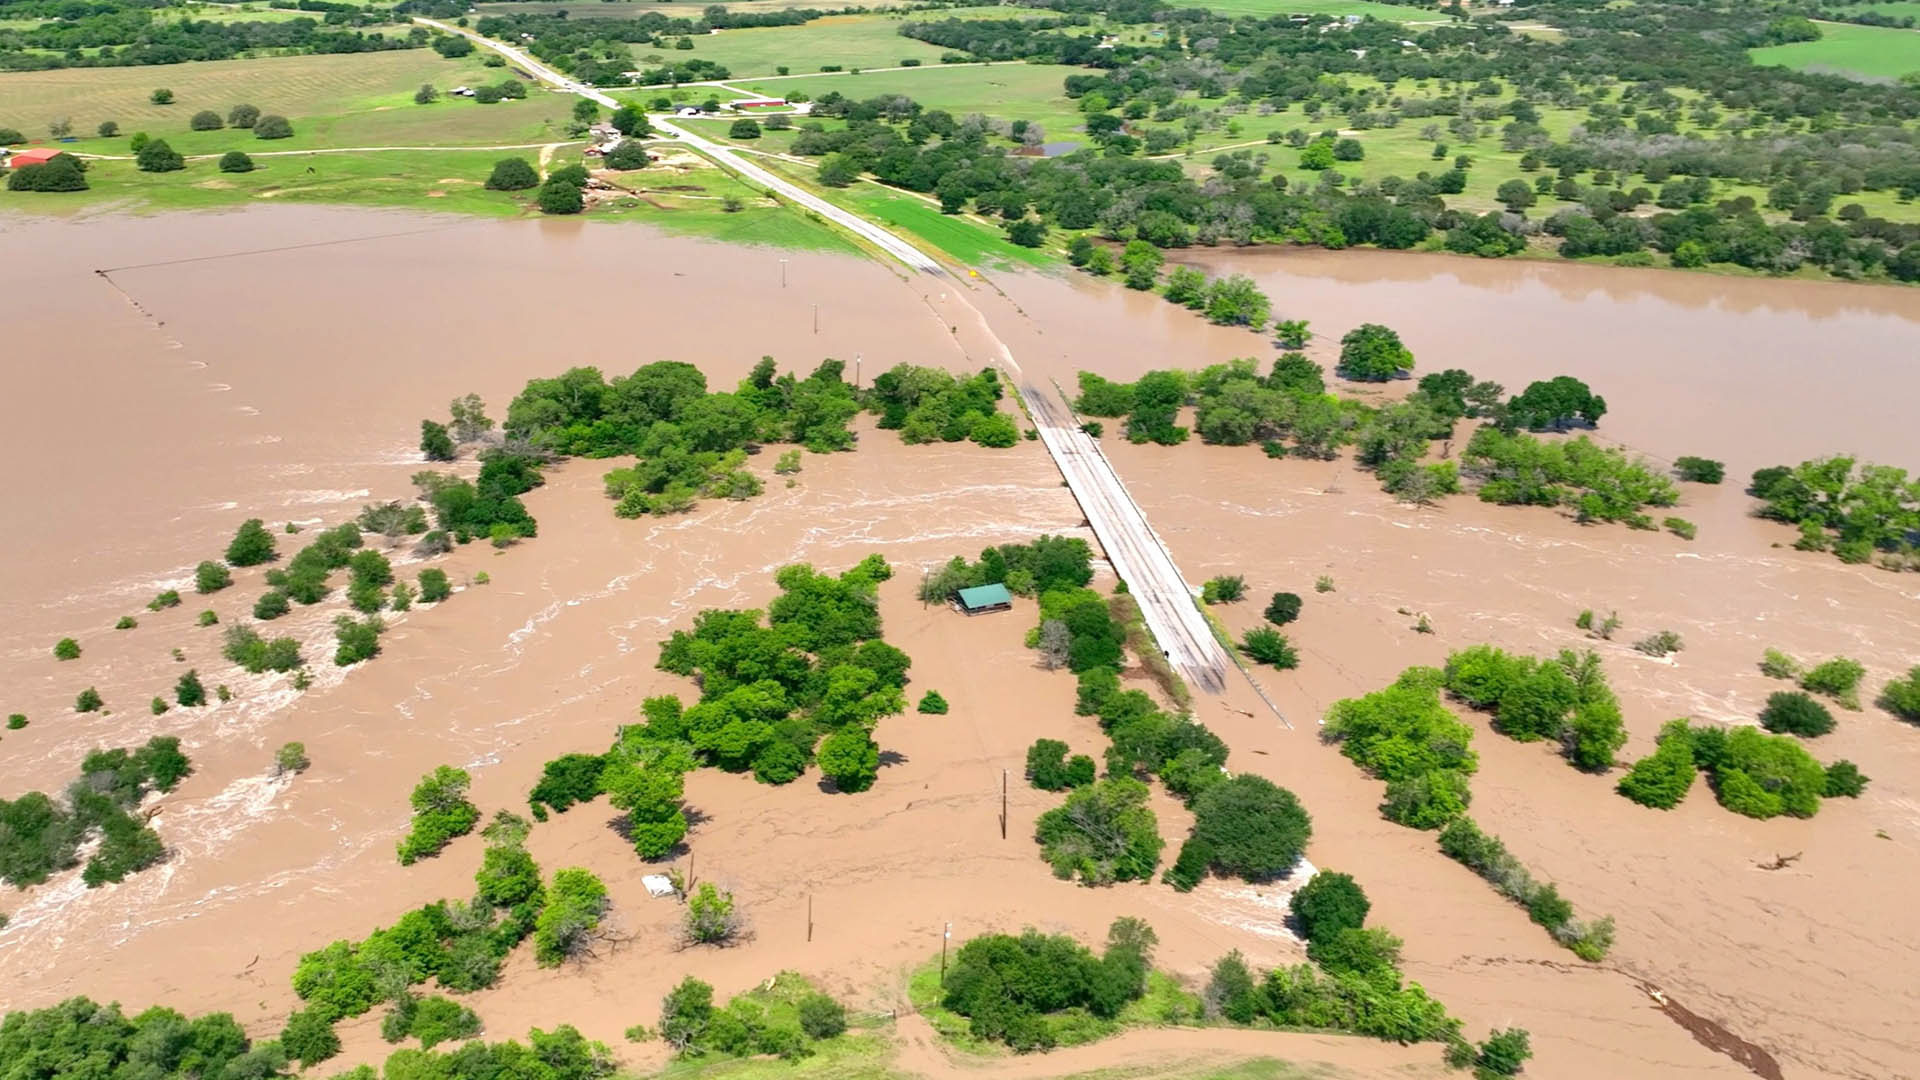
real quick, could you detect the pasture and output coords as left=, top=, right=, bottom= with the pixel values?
left=1748, top=21, right=1920, bottom=80
left=641, top=15, right=954, bottom=76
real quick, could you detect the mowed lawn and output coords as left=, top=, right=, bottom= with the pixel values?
left=645, top=16, right=954, bottom=76
left=0, top=50, right=531, bottom=138
left=1749, top=21, right=1920, bottom=80
left=1158, top=0, right=1444, bottom=21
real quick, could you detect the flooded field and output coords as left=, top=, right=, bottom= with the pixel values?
left=3, top=208, right=1917, bottom=1080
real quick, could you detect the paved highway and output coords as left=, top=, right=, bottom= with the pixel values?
left=416, top=18, right=1233, bottom=693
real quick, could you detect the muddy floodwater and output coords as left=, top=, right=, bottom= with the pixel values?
left=2, top=208, right=1918, bottom=1080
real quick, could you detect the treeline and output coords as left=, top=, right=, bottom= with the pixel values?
left=1325, top=666, right=1615, bottom=960
left=0, top=12, right=424, bottom=70
left=1072, top=353, right=1680, bottom=525
left=0, top=736, right=189, bottom=890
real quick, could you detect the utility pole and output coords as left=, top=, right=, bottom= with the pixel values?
left=940, top=921, right=951, bottom=984
left=807, top=893, right=813, bottom=943
left=999, top=769, right=1007, bottom=840
left=812, top=304, right=818, bottom=334
left=855, top=353, right=862, bottom=389
left=780, top=257, right=788, bottom=287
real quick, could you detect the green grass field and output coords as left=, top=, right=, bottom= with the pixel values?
left=641, top=15, right=954, bottom=77
left=0, top=49, right=559, bottom=143
left=1158, top=0, right=1445, bottom=21
left=1749, top=21, right=1920, bottom=80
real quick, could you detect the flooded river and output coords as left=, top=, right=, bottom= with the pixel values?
left=2, top=209, right=1916, bottom=1080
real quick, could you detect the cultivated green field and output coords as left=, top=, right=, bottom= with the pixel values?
left=473, top=0, right=889, bottom=17
left=1749, top=21, right=1920, bottom=80
left=1158, top=0, right=1445, bottom=22
left=736, top=63, right=1091, bottom=136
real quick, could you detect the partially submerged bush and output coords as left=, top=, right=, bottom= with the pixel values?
left=1759, top=691, right=1835, bottom=737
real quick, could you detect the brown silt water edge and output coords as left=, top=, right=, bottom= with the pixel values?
left=2, top=207, right=1918, bottom=1080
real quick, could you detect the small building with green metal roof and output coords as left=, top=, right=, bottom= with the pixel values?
left=954, top=582, right=1014, bottom=616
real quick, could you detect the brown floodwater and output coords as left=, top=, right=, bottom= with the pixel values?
left=2, top=209, right=1917, bottom=1080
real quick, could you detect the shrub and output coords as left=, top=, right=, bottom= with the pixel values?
left=1315, top=575, right=1335, bottom=593
left=1759, top=691, right=1835, bottom=737
left=7, top=155, right=89, bottom=192
left=150, top=696, right=168, bottom=715
left=485, top=157, right=539, bottom=191
left=1191, top=774, right=1311, bottom=882
left=197, top=610, right=218, bottom=626
left=1026, top=738, right=1074, bottom=791
left=115, top=615, right=138, bottom=630
left=728, top=118, right=761, bottom=139
left=150, top=88, right=174, bottom=104
left=1882, top=667, right=1920, bottom=723
left=253, top=591, right=290, bottom=620
left=1036, top=777, right=1163, bottom=885
left=682, top=881, right=740, bottom=946
left=226, top=518, right=277, bottom=566
left=54, top=637, right=80, bottom=661
left=1201, top=575, right=1245, bottom=603
left=148, top=589, right=182, bottom=611
left=1801, top=657, right=1865, bottom=709
left=1264, top=592, right=1302, bottom=626
left=535, top=867, right=610, bottom=965
left=76, top=687, right=103, bottom=712
left=796, top=992, right=846, bottom=1039
left=190, top=110, right=223, bottom=131
left=1633, top=631, right=1684, bottom=658
left=916, top=690, right=948, bottom=715
left=1288, top=871, right=1369, bottom=944
left=333, top=615, right=384, bottom=666
left=1240, top=627, right=1299, bottom=668
left=660, top=977, right=716, bottom=1052
left=1663, top=517, right=1696, bottom=540
left=276, top=742, right=311, bottom=775
left=1674, top=456, right=1724, bottom=484
left=419, top=568, right=453, bottom=602
left=1476, top=1028, right=1533, bottom=1076
left=1335, top=324, right=1414, bottom=382
left=942, top=918, right=1153, bottom=1050
left=1760, top=648, right=1802, bottom=680
left=6, top=714, right=25, bottom=729
left=222, top=623, right=302, bottom=673
left=817, top=726, right=879, bottom=793
left=1823, top=760, right=1868, bottom=798
left=228, top=103, right=259, bottom=127
left=254, top=115, right=293, bottom=139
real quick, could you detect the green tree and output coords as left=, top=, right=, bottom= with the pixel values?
left=1674, top=456, right=1724, bottom=484
left=605, top=139, right=650, bottom=170
left=217, top=150, right=254, bottom=173
left=485, top=157, right=539, bottom=191
left=253, top=115, right=293, bottom=139
left=228, top=103, right=259, bottom=128
left=276, top=741, right=311, bottom=775
left=610, top=105, right=649, bottom=136
left=420, top=420, right=457, bottom=462
left=796, top=993, right=846, bottom=1039
left=535, top=867, right=610, bottom=965
left=1476, top=1028, right=1532, bottom=1076
left=150, top=88, right=174, bottom=104
left=1336, top=324, right=1414, bottom=382
left=1496, top=178, right=1537, bottom=211
left=419, top=569, right=453, bottom=602
left=683, top=881, right=740, bottom=945
left=1240, top=627, right=1298, bottom=668
left=189, top=110, right=223, bottom=131
left=1506, top=376, right=1607, bottom=430
left=538, top=178, right=585, bottom=215
left=1759, top=691, right=1835, bottom=737
left=1191, top=774, right=1312, bottom=881
left=253, top=590, right=290, bottom=620
left=54, top=637, right=80, bottom=661
left=728, top=118, right=761, bottom=139
left=1882, top=667, right=1920, bottom=723
left=97, top=120, right=119, bottom=137
left=917, top=690, right=949, bottom=714
left=1035, top=777, right=1163, bottom=885
left=76, top=687, right=103, bottom=712
left=817, top=726, right=879, bottom=793
left=135, top=139, right=185, bottom=173
left=1121, top=240, right=1164, bottom=290
left=1288, top=870, right=1369, bottom=944
left=226, top=518, right=277, bottom=566
left=1801, top=657, right=1865, bottom=709
left=660, top=977, right=715, bottom=1052
left=175, top=669, right=207, bottom=708
left=280, top=1007, right=341, bottom=1067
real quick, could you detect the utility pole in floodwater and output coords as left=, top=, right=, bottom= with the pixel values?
left=812, top=304, right=819, bottom=334
left=940, top=921, right=951, bottom=984
left=999, top=769, right=1007, bottom=840
left=780, top=257, right=788, bottom=287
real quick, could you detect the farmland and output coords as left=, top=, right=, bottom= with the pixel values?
left=1748, top=21, right=1920, bottom=80
left=639, top=15, right=955, bottom=77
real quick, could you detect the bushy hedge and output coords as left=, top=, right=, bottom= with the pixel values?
left=0, top=737, right=188, bottom=890
left=942, top=919, right=1155, bottom=1051
left=1439, top=817, right=1614, bottom=961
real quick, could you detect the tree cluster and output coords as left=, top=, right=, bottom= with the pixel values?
left=0, top=7, right=425, bottom=71
left=1438, top=816, right=1615, bottom=961
left=396, top=765, right=480, bottom=865
left=1035, top=776, right=1164, bottom=885
left=1618, top=719, right=1861, bottom=818
left=0, top=736, right=188, bottom=890
left=656, top=972, right=847, bottom=1060
left=865, top=363, right=1018, bottom=448
left=1441, top=645, right=1628, bottom=772
left=1750, top=456, right=1920, bottom=568
left=941, top=918, right=1156, bottom=1052
left=0, top=998, right=288, bottom=1080
left=916, top=535, right=1095, bottom=603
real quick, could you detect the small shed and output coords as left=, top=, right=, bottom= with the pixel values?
left=8, top=147, right=60, bottom=169
left=954, top=583, right=1014, bottom=616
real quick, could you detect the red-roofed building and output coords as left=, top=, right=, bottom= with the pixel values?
left=7, top=147, right=61, bottom=168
